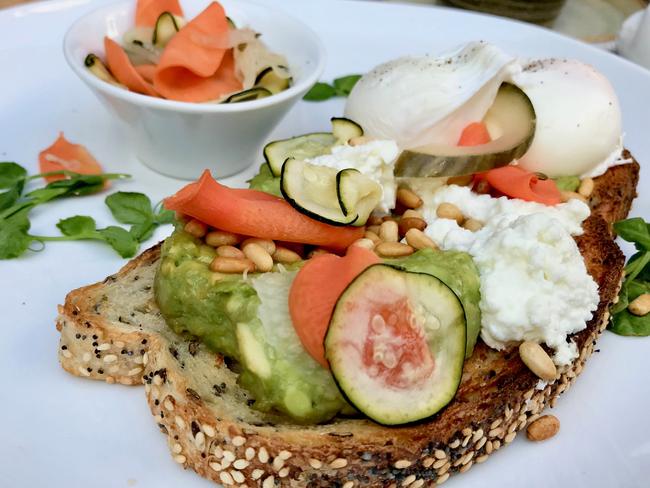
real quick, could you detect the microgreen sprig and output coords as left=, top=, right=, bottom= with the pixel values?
left=0, top=162, right=172, bottom=259
left=303, top=74, right=363, bottom=102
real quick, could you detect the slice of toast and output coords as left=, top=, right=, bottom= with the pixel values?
left=56, top=159, right=640, bottom=487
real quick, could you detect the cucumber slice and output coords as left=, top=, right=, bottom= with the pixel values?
left=84, top=53, right=122, bottom=87
left=331, top=117, right=363, bottom=142
left=263, top=118, right=365, bottom=177
left=394, top=83, right=536, bottom=177
left=152, top=12, right=185, bottom=48
left=223, top=87, right=272, bottom=103
left=336, top=169, right=382, bottom=225
left=264, top=133, right=337, bottom=176
left=280, top=158, right=358, bottom=226
left=254, top=66, right=292, bottom=94
left=325, top=264, right=466, bottom=425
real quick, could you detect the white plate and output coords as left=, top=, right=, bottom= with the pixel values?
left=1, top=1, right=648, bottom=487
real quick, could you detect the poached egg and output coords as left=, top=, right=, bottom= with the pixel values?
left=512, top=59, right=623, bottom=178
left=345, top=43, right=624, bottom=178
left=345, top=42, right=517, bottom=148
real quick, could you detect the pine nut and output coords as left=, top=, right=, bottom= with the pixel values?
left=526, top=415, right=560, bottom=441
left=436, top=203, right=464, bottom=224
left=206, top=231, right=241, bottom=247
left=349, top=135, right=370, bottom=146
left=398, top=217, right=427, bottom=237
left=379, top=220, right=399, bottom=243
left=367, top=214, right=384, bottom=226
left=519, top=341, right=557, bottom=381
left=210, top=257, right=255, bottom=274
left=629, top=293, right=650, bottom=316
left=272, top=246, right=302, bottom=264
left=243, top=243, right=273, bottom=272
left=307, top=248, right=330, bottom=259
left=463, top=218, right=483, bottom=232
left=578, top=177, right=594, bottom=198
left=396, top=187, right=423, bottom=209
left=184, top=219, right=207, bottom=238
left=402, top=209, right=423, bottom=219
left=367, top=224, right=381, bottom=235
left=447, top=174, right=474, bottom=187
left=375, top=242, right=414, bottom=257
left=364, top=231, right=381, bottom=244
left=405, top=228, right=438, bottom=251
left=351, top=238, right=376, bottom=250
left=216, top=245, right=245, bottom=259
left=241, top=238, right=276, bottom=255
left=560, top=190, right=587, bottom=203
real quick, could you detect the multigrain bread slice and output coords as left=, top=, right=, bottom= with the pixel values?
left=56, top=160, right=640, bottom=487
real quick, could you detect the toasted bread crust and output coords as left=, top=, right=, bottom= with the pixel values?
left=56, top=162, right=639, bottom=487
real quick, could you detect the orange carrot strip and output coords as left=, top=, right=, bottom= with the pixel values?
left=482, top=166, right=562, bottom=205
left=155, top=49, right=241, bottom=102
left=289, top=246, right=380, bottom=368
left=38, top=133, right=104, bottom=183
left=164, top=170, right=365, bottom=248
left=154, top=2, right=241, bottom=102
left=458, top=122, right=491, bottom=147
left=135, top=0, right=183, bottom=27
left=134, top=63, right=157, bottom=84
left=104, top=37, right=158, bottom=97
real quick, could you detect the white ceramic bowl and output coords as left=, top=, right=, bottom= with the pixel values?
left=63, top=0, right=326, bottom=179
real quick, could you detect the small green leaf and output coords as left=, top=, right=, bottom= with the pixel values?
left=105, top=191, right=154, bottom=224
left=610, top=282, right=629, bottom=315
left=0, top=185, right=23, bottom=211
left=614, top=217, right=650, bottom=251
left=57, top=215, right=97, bottom=237
left=129, top=219, right=156, bottom=242
left=0, top=211, right=32, bottom=259
left=98, top=226, right=138, bottom=258
left=155, top=206, right=175, bottom=225
left=303, top=82, right=337, bottom=101
left=333, top=74, right=362, bottom=96
left=0, top=162, right=27, bottom=189
left=609, top=280, right=650, bottom=336
left=553, top=175, right=580, bottom=192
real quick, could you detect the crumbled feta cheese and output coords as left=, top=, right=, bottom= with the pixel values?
left=421, top=185, right=599, bottom=366
left=307, top=140, right=399, bottom=212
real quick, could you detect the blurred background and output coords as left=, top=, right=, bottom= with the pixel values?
left=1, top=0, right=648, bottom=62
left=374, top=0, right=647, bottom=49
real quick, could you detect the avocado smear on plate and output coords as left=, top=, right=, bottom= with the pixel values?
left=154, top=229, right=481, bottom=423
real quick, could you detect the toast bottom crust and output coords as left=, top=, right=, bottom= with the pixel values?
left=55, top=162, right=639, bottom=487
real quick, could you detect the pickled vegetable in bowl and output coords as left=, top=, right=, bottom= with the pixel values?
left=85, top=0, right=291, bottom=103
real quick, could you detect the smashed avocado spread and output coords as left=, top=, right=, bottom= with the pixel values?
left=154, top=230, right=482, bottom=423
left=154, top=230, right=349, bottom=423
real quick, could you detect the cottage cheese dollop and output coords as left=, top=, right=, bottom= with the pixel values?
left=420, top=185, right=599, bottom=365
left=307, top=140, right=399, bottom=212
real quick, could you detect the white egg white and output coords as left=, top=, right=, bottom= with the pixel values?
left=344, top=41, right=517, bottom=148
left=512, top=59, right=623, bottom=178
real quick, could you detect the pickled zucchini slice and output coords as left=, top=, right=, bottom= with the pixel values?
left=254, top=66, right=292, bottom=94
left=223, top=87, right=272, bottom=103
left=263, top=118, right=365, bottom=176
left=336, top=169, right=382, bottom=225
left=394, top=83, right=536, bottom=178
left=325, top=264, right=466, bottom=425
left=84, top=54, right=122, bottom=87
left=280, top=158, right=358, bottom=226
left=152, top=12, right=185, bottom=48
left=331, top=117, right=363, bottom=142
